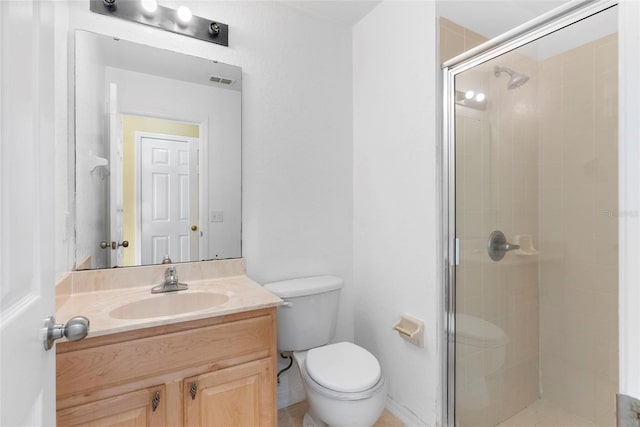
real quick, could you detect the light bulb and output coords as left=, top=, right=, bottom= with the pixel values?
left=177, top=6, right=192, bottom=23
left=465, top=90, right=474, bottom=100
left=141, top=0, right=157, bottom=14
left=475, top=93, right=486, bottom=102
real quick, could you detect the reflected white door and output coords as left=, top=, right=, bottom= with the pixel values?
left=138, top=133, right=199, bottom=264
left=0, top=1, right=56, bottom=425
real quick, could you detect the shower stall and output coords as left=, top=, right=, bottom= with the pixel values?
left=442, top=2, right=618, bottom=426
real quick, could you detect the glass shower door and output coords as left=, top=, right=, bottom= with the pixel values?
left=451, top=6, right=618, bottom=427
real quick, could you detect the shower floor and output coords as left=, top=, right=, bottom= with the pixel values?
left=496, top=400, right=599, bottom=427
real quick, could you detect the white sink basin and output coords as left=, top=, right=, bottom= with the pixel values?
left=109, top=291, right=230, bottom=320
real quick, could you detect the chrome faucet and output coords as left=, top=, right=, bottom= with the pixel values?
left=151, top=265, right=189, bottom=293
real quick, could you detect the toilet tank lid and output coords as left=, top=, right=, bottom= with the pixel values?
left=263, top=275, right=343, bottom=298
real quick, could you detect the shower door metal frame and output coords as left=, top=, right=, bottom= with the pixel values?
left=441, top=1, right=618, bottom=425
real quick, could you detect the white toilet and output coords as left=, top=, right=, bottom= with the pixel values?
left=264, top=276, right=387, bottom=427
left=455, top=313, right=509, bottom=409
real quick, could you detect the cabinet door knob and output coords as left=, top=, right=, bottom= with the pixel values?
left=191, top=225, right=198, bottom=231
left=151, top=391, right=160, bottom=412
left=189, top=381, right=197, bottom=400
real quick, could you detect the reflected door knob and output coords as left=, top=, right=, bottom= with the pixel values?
left=43, top=316, right=90, bottom=351
left=110, top=241, right=129, bottom=250
left=100, top=241, right=128, bottom=249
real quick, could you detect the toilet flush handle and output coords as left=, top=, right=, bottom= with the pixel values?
left=281, top=302, right=293, bottom=308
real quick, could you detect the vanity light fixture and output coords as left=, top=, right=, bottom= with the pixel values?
left=455, top=89, right=487, bottom=111
left=176, top=6, right=192, bottom=24
left=90, top=0, right=229, bottom=47
left=140, top=0, right=157, bottom=15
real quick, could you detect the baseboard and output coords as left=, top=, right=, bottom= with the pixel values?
left=385, top=396, right=429, bottom=427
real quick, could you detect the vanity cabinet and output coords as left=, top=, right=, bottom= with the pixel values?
left=57, top=385, right=166, bottom=426
left=56, top=308, right=277, bottom=427
left=183, top=359, right=273, bottom=426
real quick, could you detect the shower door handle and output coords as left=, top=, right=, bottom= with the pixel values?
left=487, top=230, right=520, bottom=261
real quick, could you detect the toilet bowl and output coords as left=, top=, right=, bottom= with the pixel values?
left=456, top=313, right=508, bottom=377
left=264, top=276, right=387, bottom=427
left=294, top=343, right=387, bottom=427
left=455, top=313, right=509, bottom=410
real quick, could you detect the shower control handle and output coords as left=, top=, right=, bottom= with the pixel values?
left=487, top=230, right=520, bottom=261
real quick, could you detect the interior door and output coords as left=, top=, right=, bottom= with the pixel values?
left=0, top=1, right=57, bottom=425
left=138, top=133, right=199, bottom=264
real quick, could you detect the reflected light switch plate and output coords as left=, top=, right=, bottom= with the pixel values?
left=210, top=211, right=224, bottom=222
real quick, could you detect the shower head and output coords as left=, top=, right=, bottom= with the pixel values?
left=494, top=66, right=530, bottom=90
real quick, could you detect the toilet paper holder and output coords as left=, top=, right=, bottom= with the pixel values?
left=393, top=314, right=424, bottom=347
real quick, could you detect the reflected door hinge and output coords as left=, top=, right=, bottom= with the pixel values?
left=455, top=238, right=460, bottom=266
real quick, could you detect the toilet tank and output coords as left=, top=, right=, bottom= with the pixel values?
left=264, top=276, right=343, bottom=351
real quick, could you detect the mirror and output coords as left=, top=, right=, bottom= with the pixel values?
left=74, top=31, right=242, bottom=270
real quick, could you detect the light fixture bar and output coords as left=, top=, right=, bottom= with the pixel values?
left=90, top=0, right=229, bottom=47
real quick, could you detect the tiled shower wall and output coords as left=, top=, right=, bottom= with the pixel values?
left=537, top=34, right=618, bottom=427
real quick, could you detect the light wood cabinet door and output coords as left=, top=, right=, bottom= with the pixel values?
left=184, top=358, right=275, bottom=427
left=57, top=385, right=165, bottom=427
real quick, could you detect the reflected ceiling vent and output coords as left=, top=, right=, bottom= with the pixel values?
left=209, top=75, right=235, bottom=85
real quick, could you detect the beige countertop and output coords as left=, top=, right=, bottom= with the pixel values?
left=56, top=274, right=283, bottom=339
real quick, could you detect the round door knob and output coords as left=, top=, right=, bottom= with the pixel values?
left=64, top=317, right=90, bottom=341
left=111, top=241, right=128, bottom=249
left=43, top=316, right=90, bottom=350
left=100, top=241, right=109, bottom=249
left=191, top=225, right=198, bottom=231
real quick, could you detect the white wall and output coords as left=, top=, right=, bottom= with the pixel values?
left=353, top=2, right=439, bottom=425
left=618, top=0, right=640, bottom=401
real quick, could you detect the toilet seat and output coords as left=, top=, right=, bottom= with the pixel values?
left=305, top=342, right=381, bottom=393
left=456, top=313, right=509, bottom=348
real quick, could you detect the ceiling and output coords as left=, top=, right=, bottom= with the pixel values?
left=280, top=1, right=382, bottom=26
left=280, top=0, right=568, bottom=30
left=436, top=0, right=569, bottom=39
left=438, top=0, right=617, bottom=60
left=281, top=1, right=617, bottom=61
